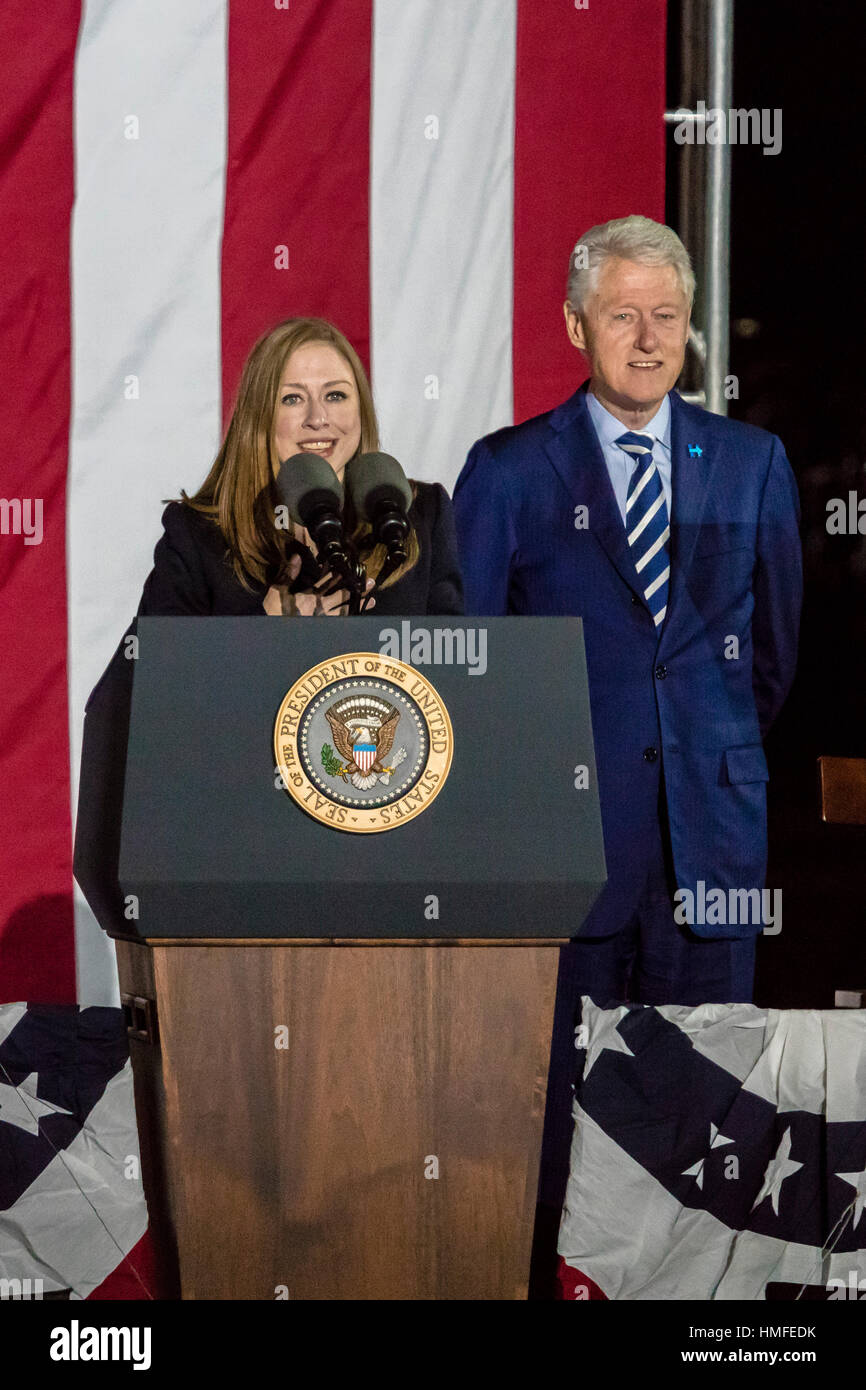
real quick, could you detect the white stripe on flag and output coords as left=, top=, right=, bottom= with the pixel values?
left=370, top=0, right=516, bottom=491
left=68, top=0, right=228, bottom=1004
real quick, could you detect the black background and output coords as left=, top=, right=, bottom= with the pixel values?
left=667, top=0, right=866, bottom=1006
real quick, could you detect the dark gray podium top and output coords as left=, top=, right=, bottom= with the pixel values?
left=118, top=617, right=606, bottom=938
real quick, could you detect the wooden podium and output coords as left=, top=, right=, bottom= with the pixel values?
left=116, top=935, right=564, bottom=1300
left=77, top=618, right=607, bottom=1300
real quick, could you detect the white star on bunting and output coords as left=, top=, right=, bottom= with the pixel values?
left=0, top=1072, right=73, bottom=1137
left=583, top=1005, right=635, bottom=1078
left=682, top=1121, right=735, bottom=1189
left=835, top=1167, right=866, bottom=1229
left=751, top=1126, right=804, bottom=1217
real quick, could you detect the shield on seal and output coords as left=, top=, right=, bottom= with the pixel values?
left=354, top=741, right=378, bottom=775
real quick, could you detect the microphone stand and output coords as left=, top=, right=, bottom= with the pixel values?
left=344, top=553, right=368, bottom=615
left=313, top=539, right=367, bottom=615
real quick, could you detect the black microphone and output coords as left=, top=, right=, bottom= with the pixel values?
left=274, top=451, right=361, bottom=591
left=346, top=452, right=413, bottom=563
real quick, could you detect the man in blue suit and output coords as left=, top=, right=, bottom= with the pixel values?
left=452, top=215, right=801, bottom=1232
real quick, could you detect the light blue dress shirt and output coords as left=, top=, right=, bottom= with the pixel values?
left=586, top=390, right=672, bottom=526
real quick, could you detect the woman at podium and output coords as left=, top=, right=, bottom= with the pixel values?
left=141, top=316, right=463, bottom=618
left=74, top=317, right=463, bottom=933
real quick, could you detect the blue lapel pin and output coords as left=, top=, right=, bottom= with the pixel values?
left=688, top=444, right=703, bottom=457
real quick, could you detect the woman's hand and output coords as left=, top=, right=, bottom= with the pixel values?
left=263, top=555, right=375, bottom=616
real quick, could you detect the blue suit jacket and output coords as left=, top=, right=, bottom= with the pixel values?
left=452, top=384, right=802, bottom=938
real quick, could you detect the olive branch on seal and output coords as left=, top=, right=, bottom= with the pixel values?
left=321, top=742, right=347, bottom=781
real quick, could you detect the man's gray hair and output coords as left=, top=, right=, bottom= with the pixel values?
left=566, top=214, right=695, bottom=314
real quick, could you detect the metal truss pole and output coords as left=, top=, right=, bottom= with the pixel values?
left=664, top=0, right=734, bottom=415
left=704, top=0, right=734, bottom=415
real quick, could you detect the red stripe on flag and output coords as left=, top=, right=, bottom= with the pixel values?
left=221, top=0, right=374, bottom=420
left=513, top=0, right=668, bottom=424
left=86, top=1231, right=160, bottom=1301
left=556, top=1256, right=609, bottom=1300
left=0, top=3, right=81, bottom=1004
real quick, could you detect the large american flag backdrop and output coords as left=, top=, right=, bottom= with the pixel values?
left=0, top=0, right=666, bottom=1007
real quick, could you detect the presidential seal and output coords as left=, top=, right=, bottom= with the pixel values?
left=274, top=652, right=453, bottom=832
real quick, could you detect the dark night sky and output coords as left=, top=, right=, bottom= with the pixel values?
left=669, top=2, right=866, bottom=1005
left=729, top=0, right=865, bottom=340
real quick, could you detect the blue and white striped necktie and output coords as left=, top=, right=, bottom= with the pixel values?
left=616, top=430, right=670, bottom=628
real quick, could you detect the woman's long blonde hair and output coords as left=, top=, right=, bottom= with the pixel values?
left=183, top=317, right=419, bottom=588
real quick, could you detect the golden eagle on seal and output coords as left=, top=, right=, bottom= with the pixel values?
left=325, top=697, right=405, bottom=791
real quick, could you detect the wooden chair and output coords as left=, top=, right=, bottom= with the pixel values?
left=819, top=756, right=866, bottom=826
left=818, top=756, right=866, bottom=1007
